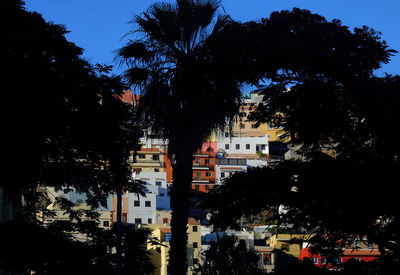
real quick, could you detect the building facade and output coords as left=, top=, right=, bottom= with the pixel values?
left=217, top=135, right=269, bottom=159
left=192, top=151, right=216, bottom=193
left=215, top=158, right=247, bottom=185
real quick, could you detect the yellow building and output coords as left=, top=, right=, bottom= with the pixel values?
left=143, top=218, right=202, bottom=275
left=228, top=92, right=288, bottom=143
left=41, top=202, right=112, bottom=228
left=266, top=234, right=313, bottom=258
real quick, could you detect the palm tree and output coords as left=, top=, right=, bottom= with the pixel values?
left=118, top=1, right=244, bottom=273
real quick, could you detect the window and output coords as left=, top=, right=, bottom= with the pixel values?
left=205, top=185, right=209, bottom=191
left=196, top=172, right=202, bottom=178
left=163, top=218, right=169, bottom=224
left=195, top=185, right=199, bottom=190
left=312, top=257, right=319, bottom=264
left=236, top=144, right=240, bottom=149
left=156, top=181, right=162, bottom=186
left=152, top=154, right=159, bottom=161
left=145, top=201, right=151, bottom=207
left=246, top=144, right=250, bottom=149
left=204, top=159, right=210, bottom=165
left=103, top=221, right=110, bottom=227
left=261, top=144, right=266, bottom=150
left=193, top=226, right=198, bottom=232
left=134, top=200, right=140, bottom=207
left=148, top=218, right=152, bottom=224
left=135, top=168, right=142, bottom=173
left=196, top=159, right=201, bottom=164
left=193, top=242, right=198, bottom=248
left=321, top=258, right=326, bottom=264
left=225, top=144, right=229, bottom=150
left=138, top=154, right=145, bottom=159
left=251, top=124, right=257, bottom=128
left=122, top=214, right=127, bottom=223
left=135, top=218, right=142, bottom=224
left=159, top=192, right=164, bottom=197
left=221, top=172, right=225, bottom=178
left=165, top=233, right=172, bottom=242
left=154, top=168, right=159, bottom=172
left=334, top=258, right=342, bottom=264
left=224, top=132, right=229, bottom=137
left=205, top=172, right=211, bottom=177
left=240, top=123, right=245, bottom=129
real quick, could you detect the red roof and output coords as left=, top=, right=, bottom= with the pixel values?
left=342, top=249, right=380, bottom=256
left=160, top=228, right=171, bottom=233
left=188, top=217, right=199, bottom=225
left=118, top=91, right=141, bottom=105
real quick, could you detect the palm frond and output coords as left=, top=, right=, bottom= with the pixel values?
left=124, top=67, right=149, bottom=87
left=194, top=1, right=219, bottom=28
left=118, top=41, right=151, bottom=61
left=212, top=14, right=232, bottom=34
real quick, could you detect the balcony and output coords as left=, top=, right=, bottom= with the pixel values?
left=194, top=155, right=211, bottom=158
left=192, top=177, right=215, bottom=183
left=192, top=163, right=213, bottom=170
left=131, top=160, right=163, bottom=167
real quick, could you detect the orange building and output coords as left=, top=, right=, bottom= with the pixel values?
left=191, top=151, right=216, bottom=193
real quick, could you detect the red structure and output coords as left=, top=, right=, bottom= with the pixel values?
left=299, top=247, right=380, bottom=268
left=191, top=151, right=216, bottom=193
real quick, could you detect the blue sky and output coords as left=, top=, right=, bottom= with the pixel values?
left=25, top=0, right=400, bottom=76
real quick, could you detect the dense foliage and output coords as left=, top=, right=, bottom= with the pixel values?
left=198, top=235, right=265, bottom=275
left=205, top=8, right=400, bottom=267
left=0, top=1, right=150, bottom=274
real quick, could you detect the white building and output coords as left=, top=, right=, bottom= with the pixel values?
left=215, top=158, right=247, bottom=185
left=128, top=171, right=171, bottom=225
left=217, top=135, right=269, bottom=157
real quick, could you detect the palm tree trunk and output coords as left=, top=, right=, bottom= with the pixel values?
left=169, top=149, right=194, bottom=275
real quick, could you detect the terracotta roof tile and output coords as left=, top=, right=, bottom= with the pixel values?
left=188, top=217, right=199, bottom=225
left=160, top=228, right=171, bottom=233
left=342, top=249, right=380, bottom=256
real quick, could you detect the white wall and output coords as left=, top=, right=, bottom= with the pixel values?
left=215, top=164, right=247, bottom=185
left=217, top=136, right=269, bottom=155
left=128, top=171, right=171, bottom=224
left=127, top=191, right=156, bottom=224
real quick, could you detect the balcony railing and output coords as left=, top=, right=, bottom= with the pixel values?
left=192, top=163, right=214, bottom=169
left=192, top=177, right=215, bottom=183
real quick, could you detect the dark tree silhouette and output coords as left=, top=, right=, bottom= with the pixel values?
left=1, top=1, right=149, bottom=274
left=118, top=1, right=246, bottom=273
left=0, top=215, right=157, bottom=275
left=1, top=0, right=143, bottom=206
left=204, top=8, right=400, bottom=268
left=198, top=235, right=265, bottom=275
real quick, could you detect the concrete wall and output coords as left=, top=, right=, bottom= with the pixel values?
left=217, top=135, right=269, bottom=156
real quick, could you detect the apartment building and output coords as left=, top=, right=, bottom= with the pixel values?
left=122, top=171, right=170, bottom=225
left=192, top=151, right=216, bottom=193
left=143, top=218, right=202, bottom=275
left=215, top=158, right=247, bottom=185
left=217, top=134, right=269, bottom=159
